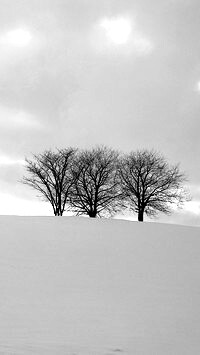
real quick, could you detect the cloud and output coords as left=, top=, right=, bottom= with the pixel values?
left=132, top=36, right=153, bottom=54
left=92, top=15, right=153, bottom=55
left=0, top=106, right=42, bottom=129
left=0, top=28, right=32, bottom=47
left=0, top=156, right=25, bottom=165
left=183, top=200, right=200, bottom=215
left=195, top=81, right=200, bottom=92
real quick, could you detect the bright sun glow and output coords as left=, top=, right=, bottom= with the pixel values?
left=100, top=17, right=132, bottom=45
left=196, top=81, right=200, bottom=92
left=3, top=29, right=32, bottom=47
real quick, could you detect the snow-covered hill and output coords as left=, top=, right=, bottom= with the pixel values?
left=0, top=216, right=199, bottom=355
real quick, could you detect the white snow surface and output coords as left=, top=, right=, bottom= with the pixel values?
left=0, top=216, right=199, bottom=355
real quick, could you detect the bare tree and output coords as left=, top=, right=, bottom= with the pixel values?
left=118, top=149, right=188, bottom=222
left=22, top=148, right=76, bottom=216
left=70, top=146, right=121, bottom=217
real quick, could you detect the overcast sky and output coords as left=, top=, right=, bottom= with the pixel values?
left=0, top=0, right=199, bottom=225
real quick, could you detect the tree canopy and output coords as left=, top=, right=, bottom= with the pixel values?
left=22, top=147, right=189, bottom=221
left=118, top=149, right=188, bottom=221
left=22, top=148, right=76, bottom=216
left=69, top=146, right=121, bottom=217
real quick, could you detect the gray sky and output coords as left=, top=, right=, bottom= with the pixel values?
left=0, top=0, right=200, bottom=224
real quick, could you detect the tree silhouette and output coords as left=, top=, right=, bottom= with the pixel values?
left=70, top=146, right=121, bottom=217
left=119, top=149, right=188, bottom=221
left=22, top=148, right=76, bottom=216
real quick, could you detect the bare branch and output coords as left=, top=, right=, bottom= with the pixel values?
left=70, top=146, right=121, bottom=217
left=119, top=149, right=188, bottom=221
left=22, top=148, right=76, bottom=216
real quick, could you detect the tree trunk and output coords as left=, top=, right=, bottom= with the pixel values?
left=138, top=210, right=144, bottom=222
left=54, top=207, right=63, bottom=216
left=89, top=210, right=97, bottom=218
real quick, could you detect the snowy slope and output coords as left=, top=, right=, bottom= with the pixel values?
left=0, top=216, right=199, bottom=355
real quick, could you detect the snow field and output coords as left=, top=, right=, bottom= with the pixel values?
left=0, top=216, right=199, bottom=354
